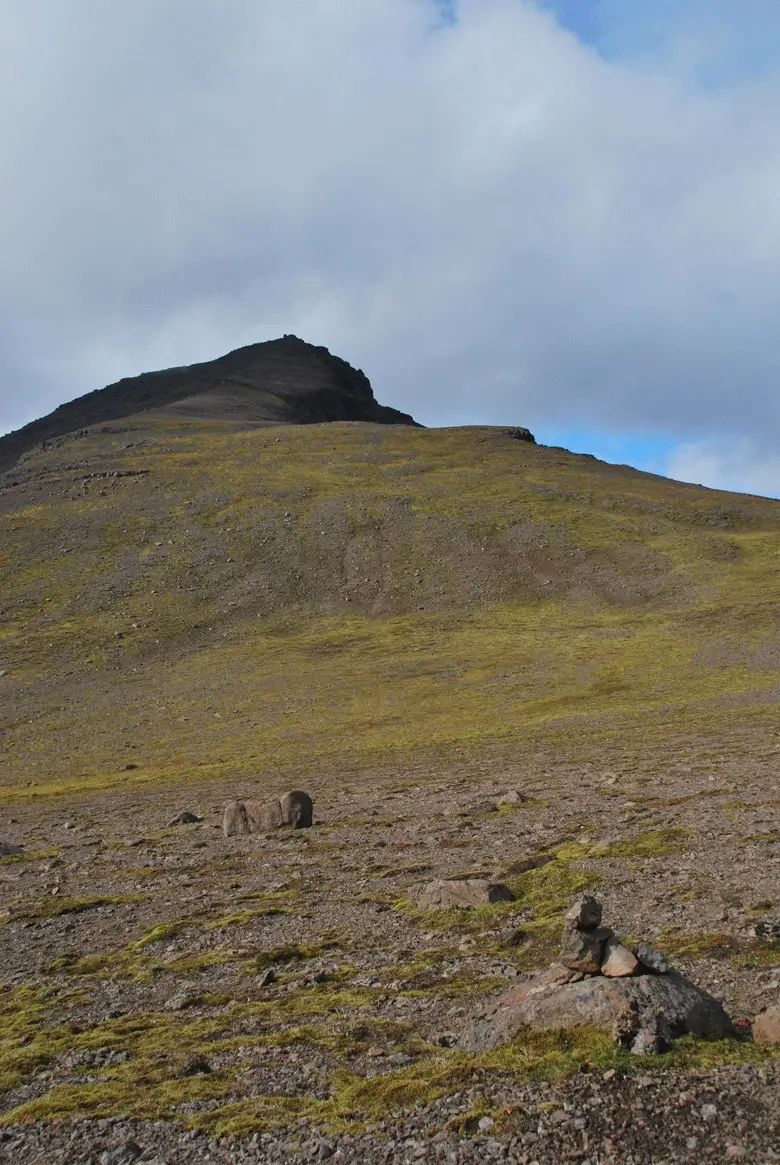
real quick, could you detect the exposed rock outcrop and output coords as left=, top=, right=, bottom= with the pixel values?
left=410, top=879, right=514, bottom=910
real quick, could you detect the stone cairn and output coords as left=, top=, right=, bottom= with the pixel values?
left=560, top=893, right=668, bottom=979
left=458, top=893, right=734, bottom=1054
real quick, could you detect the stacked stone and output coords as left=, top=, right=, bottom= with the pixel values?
left=560, top=895, right=670, bottom=979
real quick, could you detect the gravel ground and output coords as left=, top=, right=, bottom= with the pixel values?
left=2, top=739, right=780, bottom=1162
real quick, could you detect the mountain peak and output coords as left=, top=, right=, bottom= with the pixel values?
left=0, top=336, right=419, bottom=473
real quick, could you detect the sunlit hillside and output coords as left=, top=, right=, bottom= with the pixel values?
left=2, top=417, right=780, bottom=801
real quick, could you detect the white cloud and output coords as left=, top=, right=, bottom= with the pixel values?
left=1, top=0, right=780, bottom=487
left=667, top=438, right=780, bottom=499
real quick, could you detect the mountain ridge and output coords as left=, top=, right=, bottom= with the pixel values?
left=0, top=335, right=419, bottom=474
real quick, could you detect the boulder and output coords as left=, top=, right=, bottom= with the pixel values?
left=280, top=789, right=313, bottom=829
left=0, top=840, right=23, bottom=858
left=223, top=801, right=251, bottom=838
left=601, top=937, right=639, bottom=978
left=411, top=879, right=515, bottom=911
left=245, top=799, right=284, bottom=830
left=458, top=964, right=734, bottom=1053
left=753, top=1007, right=780, bottom=1046
left=560, top=925, right=612, bottom=974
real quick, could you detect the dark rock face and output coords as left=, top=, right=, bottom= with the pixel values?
left=0, top=335, right=420, bottom=473
left=280, top=789, right=314, bottom=829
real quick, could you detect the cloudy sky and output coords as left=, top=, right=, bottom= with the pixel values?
left=2, top=0, right=779, bottom=494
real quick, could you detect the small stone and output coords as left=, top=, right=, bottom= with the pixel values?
left=0, top=841, right=23, bottom=858
left=477, top=1116, right=495, bottom=1131
left=701, top=1103, right=718, bottom=1121
left=499, top=926, right=528, bottom=949
left=167, top=810, right=201, bottom=826
left=753, top=1006, right=780, bottom=1045
left=601, top=937, right=639, bottom=978
left=560, top=925, right=612, bottom=973
left=635, top=942, right=671, bottom=974
left=316, top=1143, right=334, bottom=1161
left=164, top=992, right=197, bottom=1012
left=630, top=1028, right=662, bottom=1055
left=497, top=791, right=527, bottom=807
left=178, top=1055, right=211, bottom=1077
left=258, top=968, right=277, bottom=987
left=602, top=1069, right=617, bottom=1082
left=565, top=895, right=603, bottom=931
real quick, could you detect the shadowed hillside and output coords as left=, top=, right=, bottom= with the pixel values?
left=2, top=417, right=780, bottom=799
left=0, top=335, right=418, bottom=473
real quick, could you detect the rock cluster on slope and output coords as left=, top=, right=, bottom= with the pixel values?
left=459, top=895, right=735, bottom=1054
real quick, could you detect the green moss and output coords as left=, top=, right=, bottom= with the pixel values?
left=130, top=920, right=193, bottom=949
left=657, top=929, right=739, bottom=959
left=2, top=893, right=145, bottom=924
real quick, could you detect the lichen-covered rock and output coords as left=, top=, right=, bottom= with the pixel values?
left=601, top=937, right=639, bottom=978
left=753, top=1007, right=780, bottom=1046
left=459, top=965, right=734, bottom=1052
left=280, top=789, right=313, bottom=829
left=410, top=879, right=515, bottom=911
left=560, top=924, right=612, bottom=973
left=222, top=801, right=250, bottom=837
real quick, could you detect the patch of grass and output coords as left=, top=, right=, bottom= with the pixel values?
left=130, top=920, right=193, bottom=950
left=1, top=893, right=145, bottom=924
left=657, top=928, right=739, bottom=959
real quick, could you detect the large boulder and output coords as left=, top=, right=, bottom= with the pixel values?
left=223, top=801, right=250, bottom=837
left=410, top=879, right=514, bottom=910
left=280, top=789, right=313, bottom=829
left=245, top=798, right=284, bottom=830
left=458, top=962, right=734, bottom=1054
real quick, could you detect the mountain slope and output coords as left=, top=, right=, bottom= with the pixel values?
left=0, top=335, right=418, bottom=473
left=2, top=417, right=780, bottom=800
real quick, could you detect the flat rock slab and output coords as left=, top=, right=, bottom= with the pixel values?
left=411, top=879, right=514, bottom=910
left=459, top=963, right=734, bottom=1052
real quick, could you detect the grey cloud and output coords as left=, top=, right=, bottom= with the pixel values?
left=1, top=0, right=779, bottom=455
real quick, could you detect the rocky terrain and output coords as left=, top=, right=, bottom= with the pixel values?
left=1, top=351, right=780, bottom=1161
left=2, top=740, right=780, bottom=1162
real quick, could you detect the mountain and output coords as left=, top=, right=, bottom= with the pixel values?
left=3, top=389, right=780, bottom=1153
left=0, top=335, right=419, bottom=473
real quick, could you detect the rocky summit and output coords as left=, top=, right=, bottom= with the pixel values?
left=0, top=334, right=418, bottom=474
left=1, top=342, right=780, bottom=1163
